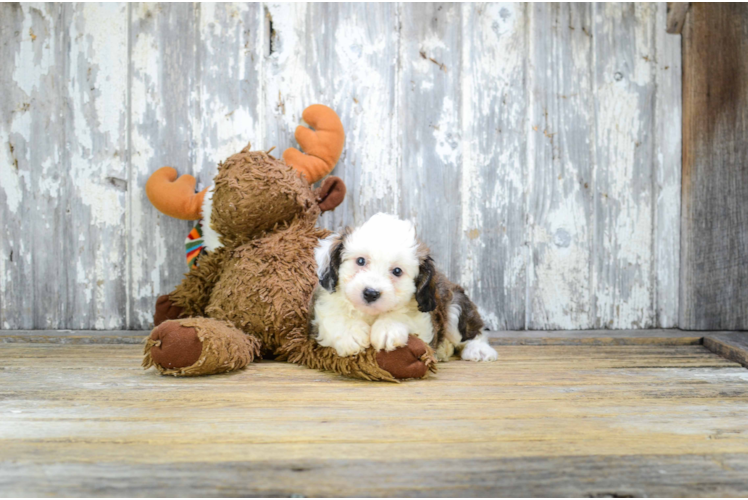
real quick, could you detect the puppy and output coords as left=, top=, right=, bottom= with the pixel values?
left=310, top=213, right=498, bottom=362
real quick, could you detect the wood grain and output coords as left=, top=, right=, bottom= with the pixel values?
left=0, top=328, right=705, bottom=346
left=0, top=330, right=146, bottom=344
left=704, top=332, right=748, bottom=368
left=666, top=2, right=690, bottom=34
left=1, top=342, right=747, bottom=496
left=527, top=3, right=594, bottom=329
left=680, top=3, right=748, bottom=330
left=0, top=4, right=66, bottom=329
left=400, top=3, right=462, bottom=281
left=488, top=328, right=702, bottom=346
left=195, top=3, right=263, bottom=188
left=654, top=2, right=682, bottom=328
left=459, top=3, right=528, bottom=329
left=592, top=3, right=657, bottom=329
left=1, top=3, right=683, bottom=331
left=2, top=454, right=747, bottom=497
left=128, top=3, right=199, bottom=329
left=263, top=3, right=401, bottom=231
left=65, top=4, right=130, bottom=329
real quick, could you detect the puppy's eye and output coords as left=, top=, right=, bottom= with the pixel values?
left=392, top=267, right=403, bottom=277
left=356, top=257, right=366, bottom=266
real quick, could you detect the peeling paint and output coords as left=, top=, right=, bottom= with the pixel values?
left=1, top=3, right=681, bottom=331
left=0, top=149, right=24, bottom=213
left=460, top=3, right=527, bottom=329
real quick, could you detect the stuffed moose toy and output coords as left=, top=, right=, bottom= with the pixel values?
left=142, top=105, right=435, bottom=381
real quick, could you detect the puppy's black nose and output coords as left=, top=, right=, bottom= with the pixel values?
left=363, top=288, right=381, bottom=303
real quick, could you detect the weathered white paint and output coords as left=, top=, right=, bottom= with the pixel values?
left=0, top=3, right=682, bottom=331
left=460, top=3, right=528, bottom=329
left=653, top=2, right=681, bottom=328
left=592, top=3, right=658, bottom=329
left=196, top=3, right=263, bottom=188
left=527, top=3, right=595, bottom=330
left=1, top=3, right=65, bottom=329
left=67, top=3, right=129, bottom=330
left=399, top=3, right=462, bottom=281
left=129, top=3, right=199, bottom=328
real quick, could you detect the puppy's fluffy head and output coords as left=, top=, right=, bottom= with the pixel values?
left=316, top=213, right=436, bottom=316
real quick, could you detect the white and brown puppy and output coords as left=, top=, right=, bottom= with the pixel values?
left=310, top=213, right=498, bottom=362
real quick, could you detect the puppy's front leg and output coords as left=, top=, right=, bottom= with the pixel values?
left=370, top=316, right=410, bottom=352
left=316, top=317, right=371, bottom=357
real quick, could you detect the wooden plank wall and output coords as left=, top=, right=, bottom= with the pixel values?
left=0, top=3, right=681, bottom=331
left=680, top=3, right=748, bottom=330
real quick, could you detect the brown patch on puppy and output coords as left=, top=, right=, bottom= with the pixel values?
left=427, top=270, right=454, bottom=349
left=428, top=275, right=484, bottom=353
left=453, top=286, right=484, bottom=342
left=415, top=243, right=437, bottom=313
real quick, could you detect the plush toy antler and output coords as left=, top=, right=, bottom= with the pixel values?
left=283, top=104, right=345, bottom=184
left=145, top=167, right=207, bottom=220
left=145, top=104, right=344, bottom=219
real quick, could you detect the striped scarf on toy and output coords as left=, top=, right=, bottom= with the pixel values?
left=185, top=221, right=207, bottom=269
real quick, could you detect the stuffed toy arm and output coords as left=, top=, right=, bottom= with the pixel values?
left=280, top=328, right=436, bottom=382
left=151, top=248, right=228, bottom=326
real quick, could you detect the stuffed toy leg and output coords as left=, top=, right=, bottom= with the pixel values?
left=143, top=318, right=260, bottom=376
left=144, top=307, right=434, bottom=381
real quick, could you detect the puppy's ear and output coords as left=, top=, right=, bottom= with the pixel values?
left=415, top=255, right=437, bottom=313
left=318, top=232, right=346, bottom=292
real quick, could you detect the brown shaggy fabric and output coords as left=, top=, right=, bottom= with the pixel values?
left=145, top=145, right=432, bottom=381
left=281, top=335, right=399, bottom=383
left=143, top=318, right=260, bottom=377
left=209, top=146, right=320, bottom=249
left=206, top=216, right=327, bottom=350
left=153, top=294, right=186, bottom=326
left=170, top=247, right=230, bottom=318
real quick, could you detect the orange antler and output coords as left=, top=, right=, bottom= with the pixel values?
left=145, top=167, right=207, bottom=221
left=283, top=104, right=345, bottom=184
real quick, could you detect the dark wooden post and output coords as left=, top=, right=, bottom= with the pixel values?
left=680, top=3, right=748, bottom=329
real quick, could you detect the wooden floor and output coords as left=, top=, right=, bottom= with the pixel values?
left=2, top=341, right=748, bottom=497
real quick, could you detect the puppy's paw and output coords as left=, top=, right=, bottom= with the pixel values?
left=461, top=337, right=498, bottom=362
left=331, top=322, right=371, bottom=357
left=370, top=319, right=410, bottom=352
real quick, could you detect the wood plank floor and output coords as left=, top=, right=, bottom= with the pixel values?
left=2, top=342, right=748, bottom=496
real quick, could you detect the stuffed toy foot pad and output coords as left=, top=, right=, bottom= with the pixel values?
left=376, top=335, right=436, bottom=380
left=148, top=321, right=203, bottom=369
left=143, top=318, right=260, bottom=376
